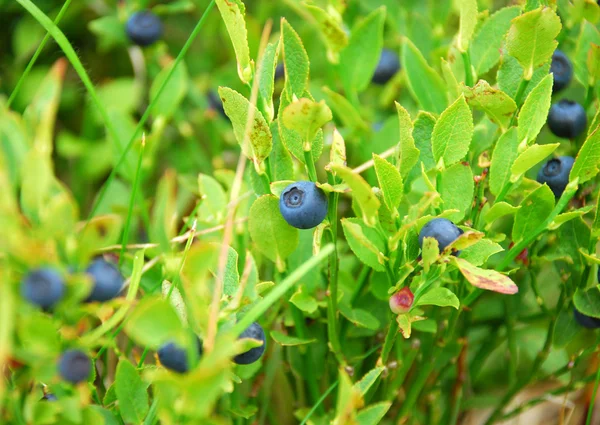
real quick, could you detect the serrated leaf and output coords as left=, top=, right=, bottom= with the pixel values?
left=489, top=128, right=519, bottom=196
left=162, top=280, right=187, bottom=323
left=198, top=174, right=227, bottom=224
left=354, top=367, right=385, bottom=397
left=472, top=6, right=522, bottom=74
left=278, top=93, right=324, bottom=163
left=588, top=43, right=600, bottom=86
left=574, top=287, right=600, bottom=318
left=322, top=87, right=368, bottom=131
left=331, top=165, right=380, bottom=226
left=281, top=98, right=332, bottom=149
left=115, top=360, right=149, bottom=424
left=484, top=202, right=520, bottom=225
left=330, top=128, right=347, bottom=167
left=341, top=218, right=386, bottom=272
left=373, top=154, right=403, bottom=210
left=150, top=170, right=177, bottom=252
left=512, top=185, right=555, bottom=244
left=439, top=163, right=474, bottom=221
left=549, top=206, right=594, bottom=230
left=457, top=0, right=478, bottom=52
left=412, top=112, right=437, bottom=173
left=460, top=239, right=504, bottom=266
left=498, top=55, right=551, bottom=100
left=510, top=143, right=560, bottom=181
left=302, top=3, right=348, bottom=62
left=281, top=19, right=309, bottom=100
left=462, top=80, right=516, bottom=131
left=396, top=314, right=412, bottom=338
left=574, top=21, right=600, bottom=87
left=432, top=95, right=473, bottom=168
left=270, top=330, right=316, bottom=346
left=451, top=257, right=518, bottom=294
left=218, top=87, right=272, bottom=170
left=401, top=38, right=447, bottom=114
left=208, top=244, right=240, bottom=297
left=416, top=287, right=459, bottom=309
left=506, top=7, right=561, bottom=80
left=257, top=40, right=279, bottom=122
left=249, top=195, right=298, bottom=271
left=570, top=127, right=600, bottom=183
left=289, top=285, right=318, bottom=314
left=395, top=103, right=419, bottom=179
left=517, top=74, right=553, bottom=145
left=339, top=6, right=385, bottom=92
left=125, top=297, right=185, bottom=348
left=215, top=0, right=252, bottom=83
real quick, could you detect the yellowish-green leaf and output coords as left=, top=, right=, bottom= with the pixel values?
left=574, top=21, right=600, bottom=87
left=432, top=95, right=473, bottom=168
left=289, top=285, right=318, bottom=314
left=302, top=3, right=348, bottom=63
left=215, top=0, right=252, bottom=83
left=484, top=202, right=520, bottom=226
left=396, top=314, right=412, bottom=338
left=331, top=165, right=380, bottom=226
left=322, top=87, right=368, bottom=131
left=257, top=40, right=280, bottom=122
left=451, top=257, right=518, bottom=294
left=356, top=402, right=392, bottom=425
left=270, top=330, right=316, bottom=346
left=281, top=19, right=309, bottom=100
left=395, top=102, right=419, bottom=179
left=416, top=287, right=459, bottom=309
left=341, top=218, right=386, bottom=271
left=439, top=162, right=474, bottom=222
left=281, top=98, right=332, bottom=150
left=457, top=0, right=478, bottom=52
left=329, top=128, right=347, bottom=168
left=373, top=154, right=403, bottom=210
left=517, top=74, right=553, bottom=145
left=513, top=184, right=555, bottom=243
left=462, top=80, right=516, bottom=131
left=489, top=128, right=519, bottom=196
left=571, top=126, right=600, bottom=183
left=510, top=143, right=560, bottom=182
left=460, top=239, right=504, bottom=266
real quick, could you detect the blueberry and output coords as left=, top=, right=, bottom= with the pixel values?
left=207, top=91, right=227, bottom=118
left=126, top=11, right=163, bottom=47
left=21, top=268, right=65, bottom=309
left=547, top=100, right=587, bottom=139
left=573, top=307, right=600, bottom=329
left=42, top=394, right=58, bottom=401
left=550, top=50, right=573, bottom=93
left=418, top=218, right=463, bottom=253
left=372, top=49, right=400, bottom=85
left=275, top=63, right=285, bottom=81
left=234, top=322, right=266, bottom=365
left=279, top=181, right=328, bottom=229
left=85, top=258, right=124, bottom=302
left=58, top=350, right=91, bottom=384
left=157, top=338, right=203, bottom=373
left=536, top=156, right=574, bottom=198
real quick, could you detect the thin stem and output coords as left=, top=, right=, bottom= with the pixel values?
left=585, top=84, right=595, bottom=110
left=586, top=357, right=600, bottom=425
left=299, top=381, right=339, bottom=425
left=143, top=399, right=159, bottom=425
left=379, top=319, right=399, bottom=365
left=461, top=50, right=474, bottom=87
left=304, top=149, right=318, bottom=182
left=326, top=187, right=344, bottom=365
left=508, top=78, right=530, bottom=127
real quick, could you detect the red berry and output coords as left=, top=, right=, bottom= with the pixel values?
left=389, top=287, right=414, bottom=314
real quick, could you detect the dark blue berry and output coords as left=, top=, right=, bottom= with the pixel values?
left=275, top=63, right=285, bottom=81
left=58, top=350, right=91, bottom=384
left=279, top=181, right=328, bottom=229
left=234, top=322, right=266, bottom=365
left=158, top=338, right=203, bottom=373
left=42, top=394, right=58, bottom=402
left=573, top=307, right=600, bottom=329
left=536, top=156, right=574, bottom=198
left=372, top=49, right=400, bottom=85
left=85, top=258, right=124, bottom=302
left=550, top=50, right=573, bottom=93
left=21, top=268, right=65, bottom=309
left=547, top=100, right=587, bottom=139
left=418, top=218, right=463, bottom=253
left=126, top=11, right=163, bottom=47
left=207, top=91, right=226, bottom=118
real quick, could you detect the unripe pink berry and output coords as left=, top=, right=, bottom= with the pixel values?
left=389, top=287, right=414, bottom=314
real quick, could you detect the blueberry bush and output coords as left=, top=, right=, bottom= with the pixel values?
left=2, top=0, right=600, bottom=424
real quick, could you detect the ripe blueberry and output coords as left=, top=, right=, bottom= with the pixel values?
left=550, top=50, right=573, bottom=93
left=279, top=181, right=328, bottom=229
left=536, top=156, right=574, bottom=198
left=418, top=218, right=463, bottom=253
left=547, top=100, right=587, bottom=139
left=126, top=11, right=163, bottom=47
left=158, top=338, right=204, bottom=373
left=21, top=268, right=65, bottom=309
left=573, top=307, right=600, bottom=329
left=234, top=322, right=266, bottom=365
left=389, top=287, right=414, bottom=314
left=58, top=350, right=91, bottom=384
left=85, top=258, right=124, bottom=302
left=372, top=49, right=400, bottom=85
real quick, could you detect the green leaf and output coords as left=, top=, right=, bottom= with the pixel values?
left=331, top=165, right=380, bottom=226
left=498, top=54, right=551, bottom=100
left=574, top=286, right=600, bottom=318
left=451, top=257, right=518, bottom=294
left=396, top=314, right=412, bottom=338
left=587, top=43, right=600, bottom=87
left=489, top=128, right=519, bottom=196
left=208, top=244, right=240, bottom=297
left=395, top=102, right=419, bottom=179
left=401, top=38, right=447, bottom=114
left=517, top=74, right=553, bottom=145
left=248, top=195, right=299, bottom=271
left=442, top=59, right=461, bottom=102
left=302, top=3, right=348, bottom=62
left=373, top=154, right=403, bottom=210
left=150, top=62, right=188, bottom=119
left=553, top=308, right=581, bottom=348
left=412, top=112, right=436, bottom=173
left=257, top=40, right=280, bottom=122
left=439, top=163, right=474, bottom=221
left=354, top=367, right=385, bottom=396
left=457, top=0, right=478, bottom=52
left=281, top=98, right=332, bottom=149
left=289, top=285, right=319, bottom=314
left=76, top=215, right=123, bottom=264
left=270, top=124, right=294, bottom=181
left=329, top=128, right=347, bottom=168
left=484, top=202, right=520, bottom=226
left=432, top=95, right=473, bottom=168
left=593, top=190, right=600, bottom=238
left=341, top=218, right=386, bottom=272
left=574, top=21, right=600, bottom=87
left=322, top=87, right=368, bottom=131
left=570, top=127, right=600, bottom=183
left=339, top=6, right=386, bottom=92
left=339, top=306, right=380, bottom=330
left=334, top=370, right=362, bottom=424
left=215, top=0, right=252, bottom=83
left=125, top=296, right=185, bottom=349
left=506, top=7, right=561, bottom=80
left=512, top=185, right=555, bottom=244
left=278, top=92, right=324, bottom=162
left=460, top=239, right=504, bottom=266
left=150, top=170, right=177, bottom=252
left=510, top=143, right=560, bottom=181
left=549, top=206, right=594, bottom=230
left=462, top=80, right=516, bottom=131
left=416, top=287, right=459, bottom=309
left=471, top=6, right=521, bottom=74
left=281, top=19, right=309, bottom=100
left=218, top=87, right=273, bottom=171
left=270, top=330, right=316, bottom=346
left=422, top=237, right=440, bottom=272
left=115, top=360, right=149, bottom=424
left=18, top=312, right=60, bottom=356
left=198, top=174, right=227, bottom=224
